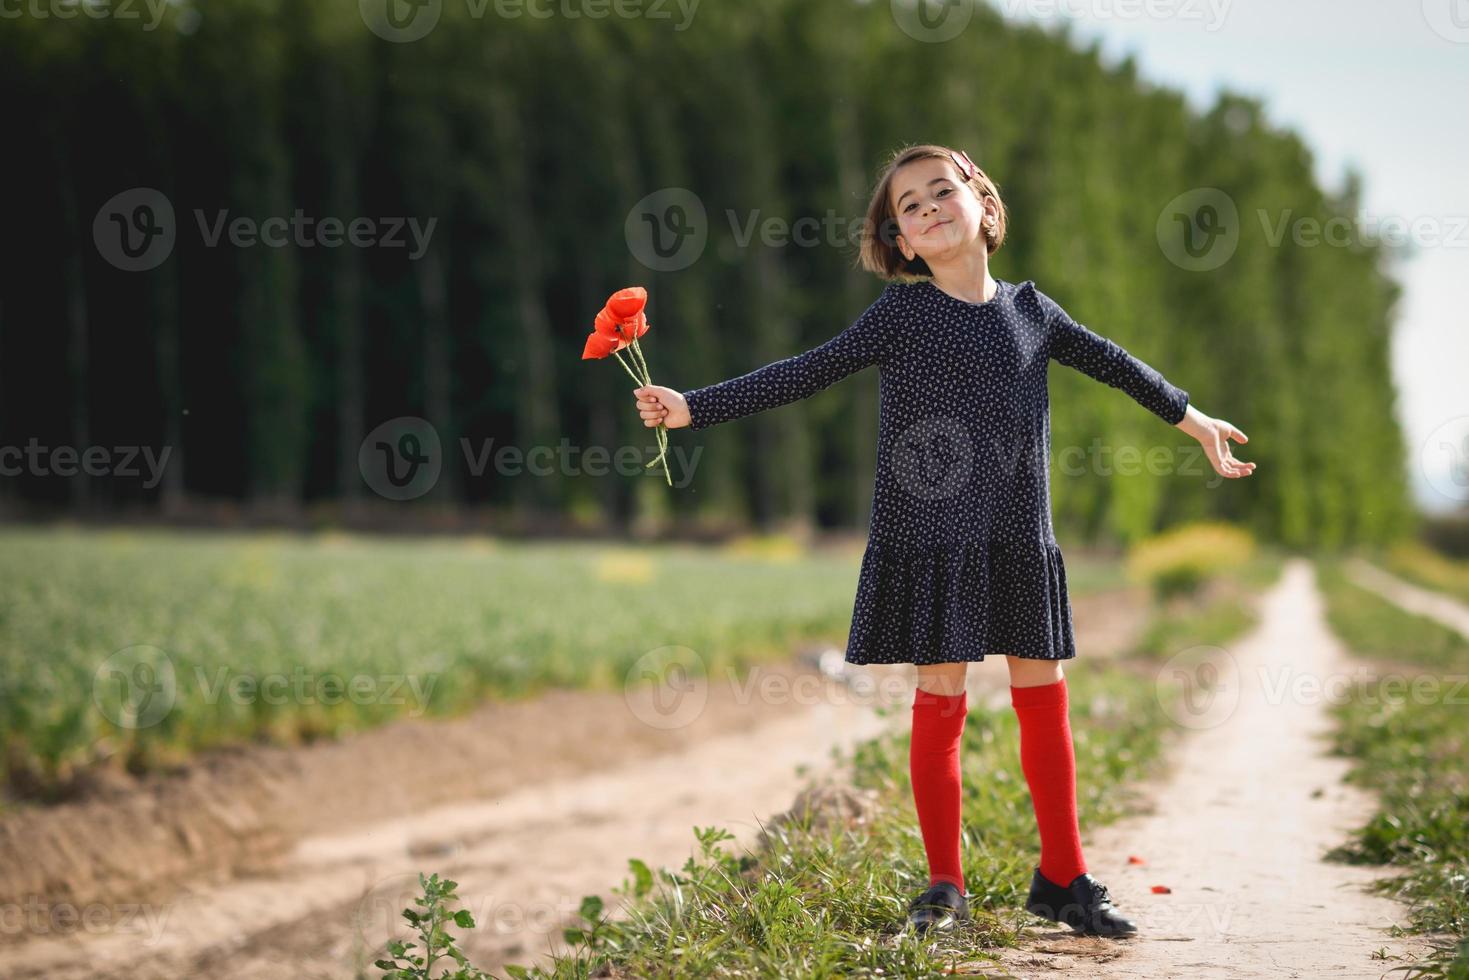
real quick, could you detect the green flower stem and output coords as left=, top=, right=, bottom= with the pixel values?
left=615, top=346, right=672, bottom=486
left=611, top=349, right=643, bottom=386
left=628, top=338, right=672, bottom=486
left=629, top=340, right=672, bottom=481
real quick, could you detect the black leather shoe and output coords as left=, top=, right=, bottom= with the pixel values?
left=1024, top=868, right=1138, bottom=937
left=906, top=880, right=970, bottom=935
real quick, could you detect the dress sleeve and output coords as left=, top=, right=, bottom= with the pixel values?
left=1037, top=285, right=1190, bottom=425
left=683, top=287, right=896, bottom=431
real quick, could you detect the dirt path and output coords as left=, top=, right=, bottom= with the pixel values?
left=995, top=557, right=1442, bottom=979
left=0, top=586, right=1149, bottom=979
left=1347, top=556, right=1469, bottom=638
left=0, top=655, right=903, bottom=979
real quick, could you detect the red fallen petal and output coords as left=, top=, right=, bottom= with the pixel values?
left=1128, top=855, right=1146, bottom=865
left=606, top=286, right=647, bottom=320
left=582, top=332, right=618, bottom=359
left=1150, top=885, right=1171, bottom=894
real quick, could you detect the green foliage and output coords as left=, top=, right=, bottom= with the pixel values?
left=375, top=873, right=492, bottom=980
left=1125, top=521, right=1259, bottom=601
left=0, top=0, right=1413, bottom=545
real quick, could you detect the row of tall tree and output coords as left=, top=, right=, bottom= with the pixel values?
left=0, top=0, right=1415, bottom=547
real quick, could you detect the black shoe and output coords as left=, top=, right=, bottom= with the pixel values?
left=1024, top=867, right=1138, bottom=937
left=906, top=880, right=970, bottom=936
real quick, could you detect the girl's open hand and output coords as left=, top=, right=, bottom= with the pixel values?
left=1181, top=407, right=1255, bottom=479
left=633, top=385, right=691, bottom=429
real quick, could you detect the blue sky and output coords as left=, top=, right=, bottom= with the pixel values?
left=998, top=0, right=1469, bottom=515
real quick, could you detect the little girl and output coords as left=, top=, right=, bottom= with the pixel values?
left=632, top=144, right=1255, bottom=939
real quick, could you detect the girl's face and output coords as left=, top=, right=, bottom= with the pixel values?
left=889, top=157, right=997, bottom=264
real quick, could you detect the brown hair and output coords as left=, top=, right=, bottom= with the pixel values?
left=856, top=143, right=1009, bottom=281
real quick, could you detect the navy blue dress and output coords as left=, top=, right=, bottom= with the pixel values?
left=682, top=277, right=1189, bottom=665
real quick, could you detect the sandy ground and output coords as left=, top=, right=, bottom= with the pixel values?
left=990, top=557, right=1449, bottom=979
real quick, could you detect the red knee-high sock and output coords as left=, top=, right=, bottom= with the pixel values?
left=1010, top=676, right=1088, bottom=886
left=910, top=687, right=967, bottom=892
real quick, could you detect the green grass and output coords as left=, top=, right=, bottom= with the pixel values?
left=494, top=558, right=1282, bottom=979
left=1372, top=539, right=1469, bottom=609
left=0, top=527, right=1134, bottom=801
left=498, top=665, right=1176, bottom=979
left=1315, top=556, right=1469, bottom=979
left=0, top=526, right=862, bottom=799
left=1129, top=549, right=1283, bottom=659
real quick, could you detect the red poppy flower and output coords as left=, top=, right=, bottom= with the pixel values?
left=581, top=332, right=620, bottom=360
left=581, top=284, right=672, bottom=486
left=606, top=286, right=647, bottom=320
left=593, top=307, right=649, bottom=346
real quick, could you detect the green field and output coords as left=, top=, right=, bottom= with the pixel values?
left=0, top=526, right=1132, bottom=801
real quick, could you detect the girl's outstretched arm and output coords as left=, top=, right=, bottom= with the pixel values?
left=632, top=286, right=897, bottom=432
left=1034, top=284, right=1254, bottom=480
left=1036, top=284, right=1190, bottom=425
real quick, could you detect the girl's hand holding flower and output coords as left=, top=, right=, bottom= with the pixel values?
left=633, top=385, right=690, bottom=429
